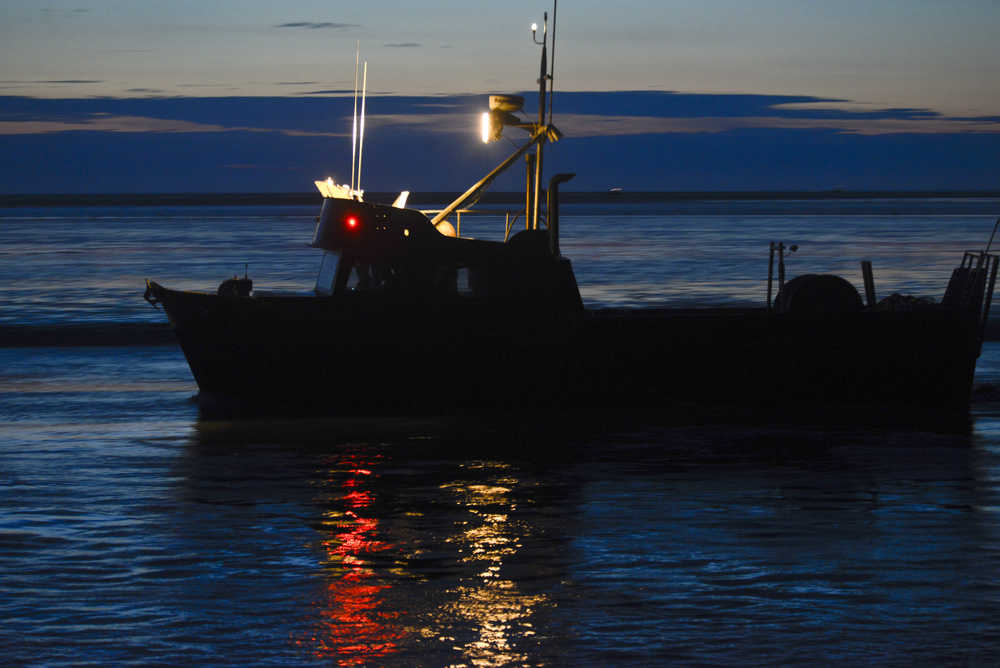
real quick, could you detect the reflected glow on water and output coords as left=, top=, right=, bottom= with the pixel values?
left=439, top=463, right=547, bottom=667
left=4, top=368, right=1000, bottom=664
left=300, top=452, right=404, bottom=665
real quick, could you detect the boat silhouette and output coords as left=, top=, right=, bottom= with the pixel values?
left=144, top=4, right=997, bottom=422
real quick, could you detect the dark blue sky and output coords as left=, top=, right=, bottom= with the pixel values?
left=4, top=2, right=1000, bottom=193
left=2, top=91, right=999, bottom=193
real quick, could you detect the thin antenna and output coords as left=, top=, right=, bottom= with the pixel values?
left=537, top=12, right=547, bottom=126
left=548, top=0, right=557, bottom=124
left=357, top=61, right=368, bottom=196
left=987, top=216, right=1000, bottom=255
left=351, top=42, right=360, bottom=192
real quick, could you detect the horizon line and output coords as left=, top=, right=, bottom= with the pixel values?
left=4, top=189, right=1000, bottom=208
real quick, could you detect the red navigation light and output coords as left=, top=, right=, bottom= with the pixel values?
left=345, top=215, right=359, bottom=230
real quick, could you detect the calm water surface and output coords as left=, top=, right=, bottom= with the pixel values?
left=3, top=200, right=1000, bottom=664
left=3, top=197, right=1000, bottom=323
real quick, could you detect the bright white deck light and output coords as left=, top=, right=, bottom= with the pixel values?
left=481, top=111, right=491, bottom=143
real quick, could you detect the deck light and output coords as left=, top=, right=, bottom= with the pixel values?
left=481, top=95, right=527, bottom=144
left=481, top=111, right=493, bottom=144
left=481, top=110, right=508, bottom=143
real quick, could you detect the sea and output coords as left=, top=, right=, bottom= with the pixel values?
left=3, top=195, right=1000, bottom=665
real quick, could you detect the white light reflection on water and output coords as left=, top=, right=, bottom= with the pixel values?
left=438, top=463, right=548, bottom=667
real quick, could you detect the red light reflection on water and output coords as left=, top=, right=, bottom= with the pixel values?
left=296, top=454, right=405, bottom=666
left=342, top=490, right=374, bottom=508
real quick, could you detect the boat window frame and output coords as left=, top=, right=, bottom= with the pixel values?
left=314, top=251, right=340, bottom=296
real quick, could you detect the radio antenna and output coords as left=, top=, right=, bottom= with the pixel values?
left=350, top=42, right=360, bottom=193
left=357, top=61, right=368, bottom=196
left=548, top=0, right=557, bottom=124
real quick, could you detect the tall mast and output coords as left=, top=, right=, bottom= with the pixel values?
left=532, top=11, right=548, bottom=230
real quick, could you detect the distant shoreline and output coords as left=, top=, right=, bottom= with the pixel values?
left=3, top=190, right=1000, bottom=208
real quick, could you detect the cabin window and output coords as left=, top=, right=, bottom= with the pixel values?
left=457, top=267, right=473, bottom=296
left=336, top=258, right=477, bottom=296
left=314, top=251, right=339, bottom=295
left=345, top=262, right=402, bottom=292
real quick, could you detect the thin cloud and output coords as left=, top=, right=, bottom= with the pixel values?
left=297, top=89, right=354, bottom=96
left=0, top=114, right=346, bottom=137
left=363, top=111, right=1000, bottom=137
left=384, top=42, right=420, bottom=48
left=557, top=113, right=1000, bottom=137
left=774, top=101, right=940, bottom=119
left=0, top=116, right=230, bottom=134
left=275, top=22, right=360, bottom=30
left=955, top=116, right=1000, bottom=123
left=0, top=79, right=104, bottom=84
left=6, top=94, right=997, bottom=140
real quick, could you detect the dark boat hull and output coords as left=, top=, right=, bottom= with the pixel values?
left=148, top=283, right=980, bottom=421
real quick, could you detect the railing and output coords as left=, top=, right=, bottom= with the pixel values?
left=419, top=207, right=522, bottom=240
left=942, top=246, right=998, bottom=355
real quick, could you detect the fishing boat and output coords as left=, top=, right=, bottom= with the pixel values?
left=144, top=5, right=998, bottom=422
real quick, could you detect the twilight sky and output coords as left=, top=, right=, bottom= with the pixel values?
left=2, top=0, right=1000, bottom=193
